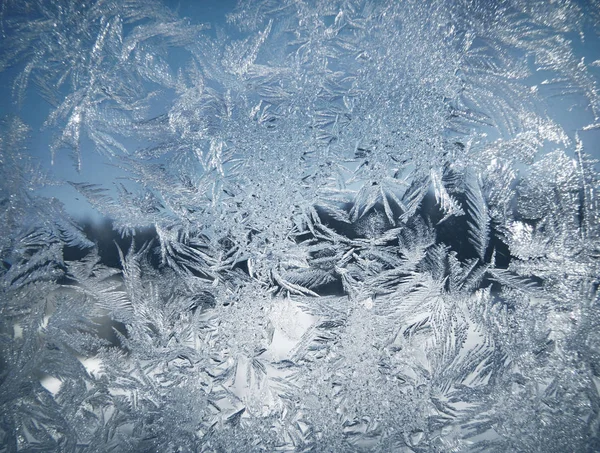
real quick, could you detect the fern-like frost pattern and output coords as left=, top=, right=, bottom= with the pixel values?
left=1, top=0, right=600, bottom=451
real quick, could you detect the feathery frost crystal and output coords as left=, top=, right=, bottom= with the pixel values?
left=1, top=0, right=600, bottom=451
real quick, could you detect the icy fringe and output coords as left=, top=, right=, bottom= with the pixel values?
left=1, top=0, right=600, bottom=452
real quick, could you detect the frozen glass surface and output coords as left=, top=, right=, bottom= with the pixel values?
left=1, top=0, right=600, bottom=451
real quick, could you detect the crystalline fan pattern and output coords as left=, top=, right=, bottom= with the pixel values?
left=1, top=0, right=600, bottom=452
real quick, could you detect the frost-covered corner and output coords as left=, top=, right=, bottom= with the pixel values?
left=1, top=0, right=600, bottom=451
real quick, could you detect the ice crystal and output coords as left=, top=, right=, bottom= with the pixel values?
left=1, top=0, right=600, bottom=451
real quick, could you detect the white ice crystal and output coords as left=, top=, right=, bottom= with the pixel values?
left=1, top=0, right=600, bottom=452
